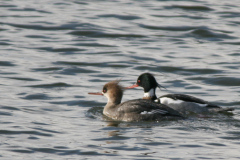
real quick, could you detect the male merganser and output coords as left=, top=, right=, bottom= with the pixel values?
left=126, top=73, right=234, bottom=114
left=88, top=80, right=184, bottom=122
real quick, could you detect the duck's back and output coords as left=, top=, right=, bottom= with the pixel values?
left=159, top=94, right=234, bottom=114
left=115, top=99, right=183, bottom=122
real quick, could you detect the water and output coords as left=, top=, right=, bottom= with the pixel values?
left=0, top=0, right=240, bottom=159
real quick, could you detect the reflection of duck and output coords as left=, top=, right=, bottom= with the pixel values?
left=126, top=73, right=234, bottom=114
left=88, top=80, right=184, bottom=122
left=106, top=121, right=120, bottom=127
left=107, top=130, right=120, bottom=137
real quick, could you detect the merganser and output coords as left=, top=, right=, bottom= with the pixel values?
left=126, top=73, right=234, bottom=114
left=88, top=80, right=184, bottom=122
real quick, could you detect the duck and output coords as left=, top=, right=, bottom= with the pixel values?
left=88, top=79, right=184, bottom=122
left=126, top=73, right=234, bottom=114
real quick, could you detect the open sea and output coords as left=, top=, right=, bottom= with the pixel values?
left=0, top=0, right=240, bottom=159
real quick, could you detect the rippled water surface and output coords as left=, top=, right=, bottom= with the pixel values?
left=1, top=0, right=240, bottom=159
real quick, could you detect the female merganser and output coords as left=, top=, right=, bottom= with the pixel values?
left=88, top=80, right=184, bottom=122
left=126, top=73, right=234, bottom=114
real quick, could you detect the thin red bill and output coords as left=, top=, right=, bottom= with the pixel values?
left=125, top=84, right=139, bottom=89
left=88, top=92, right=103, bottom=95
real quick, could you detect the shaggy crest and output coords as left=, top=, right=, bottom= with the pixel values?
left=102, top=79, right=124, bottom=104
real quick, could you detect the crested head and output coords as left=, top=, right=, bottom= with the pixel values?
left=136, top=73, right=158, bottom=92
left=102, top=79, right=124, bottom=104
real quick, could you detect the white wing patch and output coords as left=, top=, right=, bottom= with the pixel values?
left=160, top=97, right=184, bottom=104
left=159, top=97, right=208, bottom=107
left=196, top=103, right=208, bottom=107
left=141, top=109, right=168, bottom=115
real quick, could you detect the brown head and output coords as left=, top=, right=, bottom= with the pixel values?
left=89, top=79, right=124, bottom=105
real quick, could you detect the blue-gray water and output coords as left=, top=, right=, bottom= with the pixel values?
left=1, top=0, right=240, bottom=159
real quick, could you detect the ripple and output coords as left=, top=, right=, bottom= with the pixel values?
left=219, top=136, right=240, bottom=140
left=28, top=136, right=39, bottom=140
left=164, top=80, right=188, bottom=88
left=31, top=122, right=50, bottom=126
left=206, top=143, right=226, bottom=146
left=226, top=131, right=240, bottom=136
left=69, top=30, right=146, bottom=38
left=230, top=21, right=240, bottom=25
left=32, top=67, right=62, bottom=72
left=83, top=51, right=120, bottom=55
left=54, top=61, right=131, bottom=68
left=137, top=65, right=222, bottom=75
left=50, top=100, right=105, bottom=107
left=189, top=28, right=236, bottom=40
left=0, top=111, right=12, bottom=116
left=25, top=35, right=51, bottom=39
left=0, top=106, right=20, bottom=111
left=130, top=55, right=169, bottom=63
left=21, top=93, right=55, bottom=100
left=25, top=82, right=73, bottom=88
left=55, top=61, right=103, bottom=66
left=31, top=127, right=62, bottom=134
left=26, top=147, right=80, bottom=155
left=98, top=14, right=141, bottom=20
left=36, top=47, right=86, bottom=52
left=219, top=41, right=240, bottom=45
left=0, top=22, right=76, bottom=30
left=204, top=77, right=240, bottom=86
left=0, top=15, right=42, bottom=18
left=53, top=2, right=72, bottom=6
left=8, top=7, right=52, bottom=14
left=179, top=144, right=203, bottom=148
left=0, top=61, right=15, bottom=66
left=218, top=11, right=240, bottom=18
left=139, top=24, right=196, bottom=31
left=73, top=1, right=88, bottom=5
left=151, top=14, right=209, bottom=20
left=86, top=106, right=104, bottom=119
left=106, top=145, right=148, bottom=151
left=0, top=42, right=11, bottom=45
left=73, top=42, right=117, bottom=47
left=7, top=77, right=39, bottom=81
left=10, top=149, right=34, bottom=153
left=21, top=147, right=106, bottom=155
left=92, top=136, right=131, bottom=141
left=0, top=130, right=52, bottom=137
left=59, top=67, right=99, bottom=75
left=0, top=5, right=17, bottom=8
left=139, top=142, right=172, bottom=146
left=166, top=5, right=213, bottom=11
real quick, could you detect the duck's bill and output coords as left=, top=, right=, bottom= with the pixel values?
left=88, top=92, right=103, bottom=95
left=125, top=84, right=139, bottom=89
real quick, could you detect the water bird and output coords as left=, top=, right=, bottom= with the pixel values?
left=88, top=79, right=184, bottom=122
left=126, top=73, right=234, bottom=114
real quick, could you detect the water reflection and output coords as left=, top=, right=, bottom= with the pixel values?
left=107, top=130, right=120, bottom=137
left=106, top=121, right=120, bottom=127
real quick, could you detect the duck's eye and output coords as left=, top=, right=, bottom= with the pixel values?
left=102, top=88, right=107, bottom=93
left=138, top=80, right=140, bottom=83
